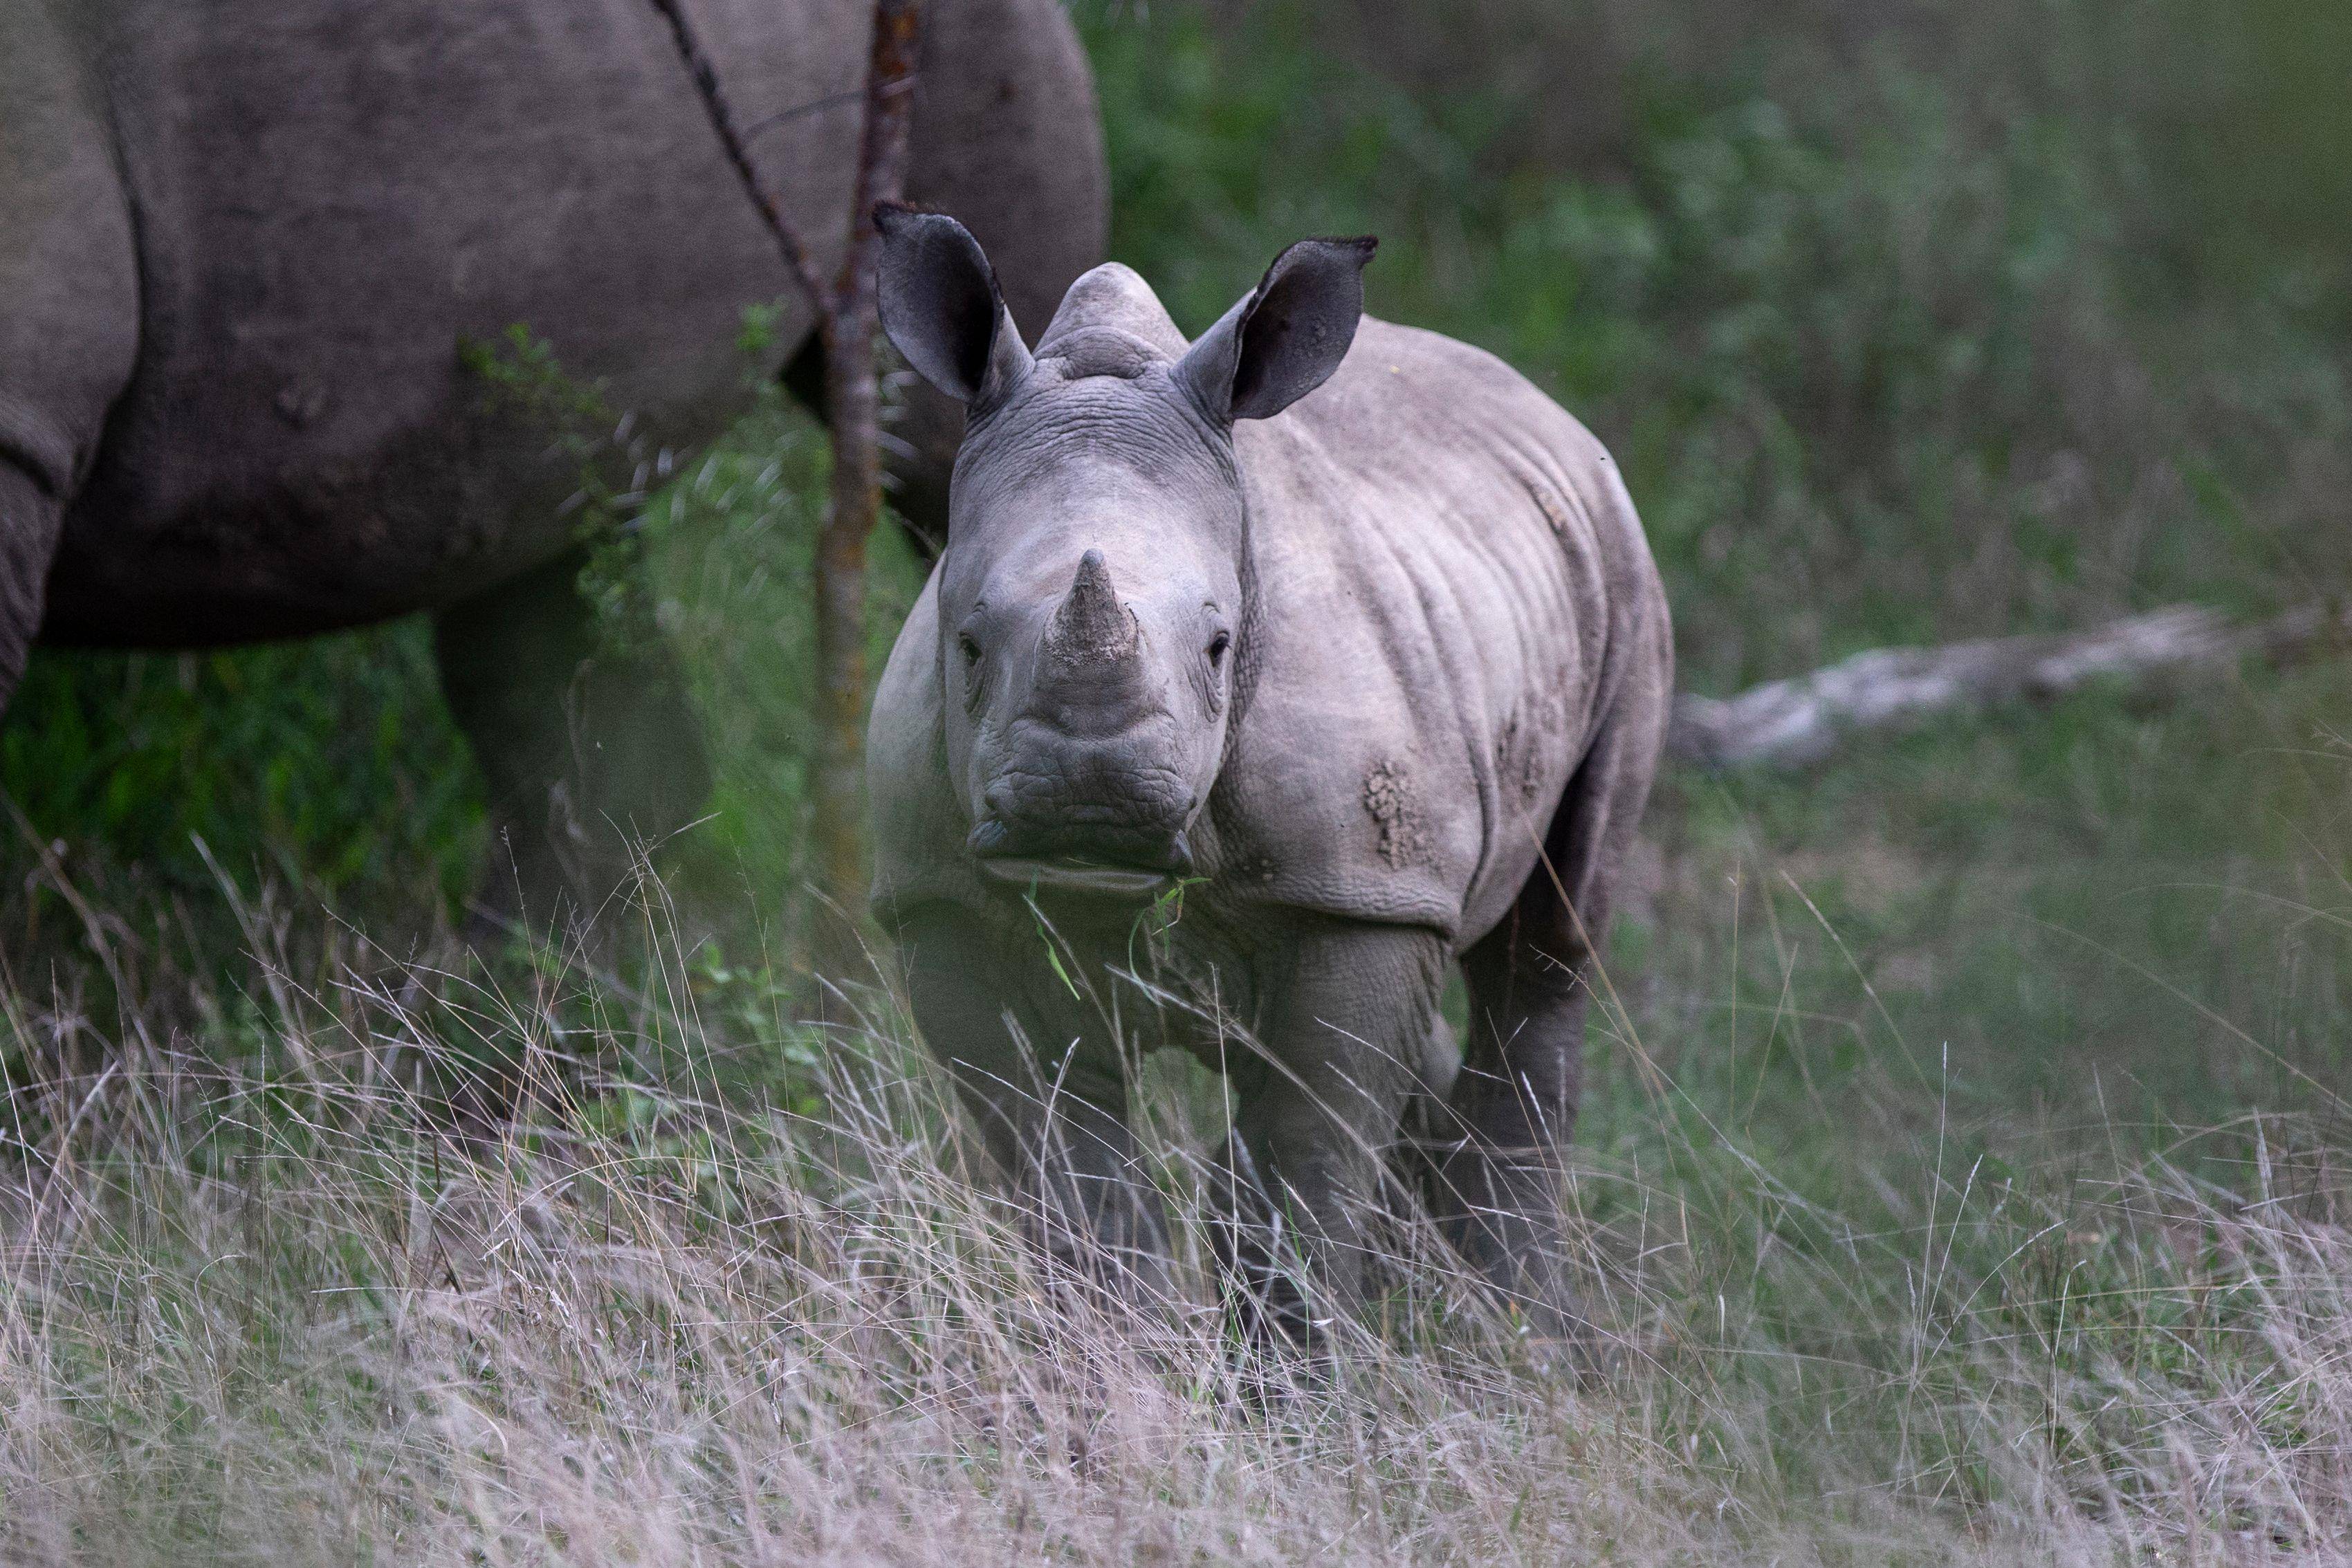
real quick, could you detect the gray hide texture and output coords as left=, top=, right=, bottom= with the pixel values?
left=867, top=216, right=1673, bottom=1342
left=0, top=0, right=1105, bottom=671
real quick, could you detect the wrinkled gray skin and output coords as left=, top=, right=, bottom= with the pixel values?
left=1, top=0, right=1103, bottom=921
left=867, top=211, right=1673, bottom=1343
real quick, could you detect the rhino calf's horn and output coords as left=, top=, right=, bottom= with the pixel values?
left=1042, top=549, right=1139, bottom=670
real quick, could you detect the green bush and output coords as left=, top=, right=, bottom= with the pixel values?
left=1084, top=0, right=2351, bottom=689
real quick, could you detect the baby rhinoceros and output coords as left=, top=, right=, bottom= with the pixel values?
left=865, top=206, right=1673, bottom=1342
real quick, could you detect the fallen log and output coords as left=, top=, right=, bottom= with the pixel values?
left=1667, top=600, right=2352, bottom=770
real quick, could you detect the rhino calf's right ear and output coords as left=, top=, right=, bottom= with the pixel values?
left=873, top=205, right=1034, bottom=410
left=1175, top=234, right=1377, bottom=426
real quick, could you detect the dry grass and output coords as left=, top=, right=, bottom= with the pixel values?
left=2, top=869, right=2349, bottom=1566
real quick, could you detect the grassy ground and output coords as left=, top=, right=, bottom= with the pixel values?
left=5, top=0, right=2352, bottom=1559
left=6, top=730, right=2351, bottom=1562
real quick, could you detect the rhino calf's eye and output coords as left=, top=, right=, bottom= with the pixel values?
left=1206, top=631, right=1231, bottom=670
left=958, top=634, right=983, bottom=670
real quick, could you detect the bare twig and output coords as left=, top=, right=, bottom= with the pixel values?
left=740, top=87, right=866, bottom=140
left=1669, top=599, right=2352, bottom=770
left=643, top=0, right=828, bottom=309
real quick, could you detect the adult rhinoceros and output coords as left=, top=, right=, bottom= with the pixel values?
left=2, top=0, right=1103, bottom=914
left=865, top=210, right=1673, bottom=1342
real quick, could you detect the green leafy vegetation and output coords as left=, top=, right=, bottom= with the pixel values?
left=1084, top=0, right=2350, bottom=684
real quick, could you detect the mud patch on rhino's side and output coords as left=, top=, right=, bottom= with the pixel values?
left=1363, top=760, right=1429, bottom=869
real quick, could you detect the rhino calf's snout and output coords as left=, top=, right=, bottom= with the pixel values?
left=946, top=545, right=1218, bottom=876
left=973, top=737, right=1200, bottom=869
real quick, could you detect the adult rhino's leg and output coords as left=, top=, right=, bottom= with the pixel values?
left=1436, top=665, right=1670, bottom=1342
left=900, top=914, right=1174, bottom=1303
left=432, top=550, right=712, bottom=934
left=0, top=468, right=65, bottom=710
left=1216, top=919, right=1441, bottom=1352
left=0, top=7, right=140, bottom=707
left=778, top=332, right=951, bottom=554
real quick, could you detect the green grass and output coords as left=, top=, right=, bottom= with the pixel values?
left=0, top=626, right=479, bottom=921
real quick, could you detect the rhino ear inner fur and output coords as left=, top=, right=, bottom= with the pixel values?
left=874, top=204, right=1034, bottom=409
left=1176, top=235, right=1376, bottom=426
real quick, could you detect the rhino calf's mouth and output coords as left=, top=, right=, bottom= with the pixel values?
left=966, top=817, right=1192, bottom=899
left=973, top=856, right=1174, bottom=899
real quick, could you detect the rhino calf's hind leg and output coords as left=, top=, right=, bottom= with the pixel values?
left=1437, top=692, right=1665, bottom=1340
left=1437, top=915, right=1592, bottom=1338
left=432, top=549, right=713, bottom=936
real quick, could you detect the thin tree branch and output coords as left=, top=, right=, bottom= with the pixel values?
left=1669, top=600, right=2352, bottom=770
left=740, top=87, right=866, bottom=140
left=645, top=0, right=829, bottom=311
left=807, top=0, right=925, bottom=943
left=645, top=0, right=926, bottom=969
left=838, top=0, right=924, bottom=302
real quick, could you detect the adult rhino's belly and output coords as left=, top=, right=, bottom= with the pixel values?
left=42, top=331, right=760, bottom=645
left=44, top=396, right=630, bottom=645
left=37, top=0, right=814, bottom=645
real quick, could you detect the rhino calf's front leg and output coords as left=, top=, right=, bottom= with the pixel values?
left=901, top=916, right=1176, bottom=1305
left=1215, top=920, right=1444, bottom=1347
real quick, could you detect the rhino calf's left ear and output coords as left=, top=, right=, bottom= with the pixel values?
left=1177, top=234, right=1377, bottom=425
left=874, top=203, right=1035, bottom=410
